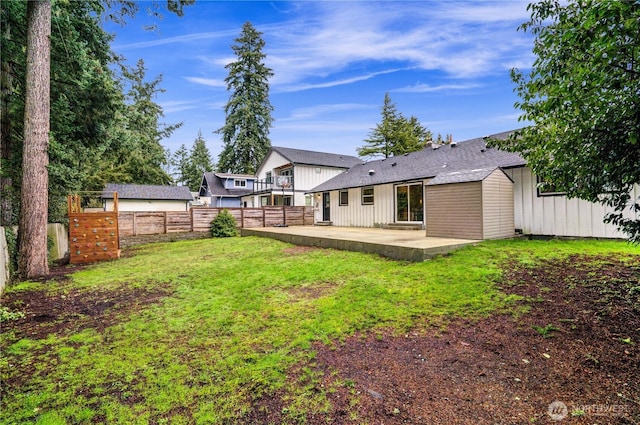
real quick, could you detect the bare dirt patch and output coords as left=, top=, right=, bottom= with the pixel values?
left=247, top=254, right=640, bottom=424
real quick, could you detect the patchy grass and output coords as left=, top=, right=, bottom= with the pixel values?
left=1, top=237, right=637, bottom=424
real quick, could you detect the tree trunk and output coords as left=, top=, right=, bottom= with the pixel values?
left=18, top=0, right=51, bottom=278
left=1, top=19, right=14, bottom=226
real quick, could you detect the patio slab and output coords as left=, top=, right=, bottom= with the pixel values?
left=240, top=226, right=479, bottom=262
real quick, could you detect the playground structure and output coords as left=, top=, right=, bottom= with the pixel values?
left=68, top=193, right=120, bottom=264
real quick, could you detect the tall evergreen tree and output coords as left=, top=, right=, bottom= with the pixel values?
left=358, top=93, right=431, bottom=159
left=18, top=0, right=50, bottom=278
left=170, top=143, right=189, bottom=186
left=118, top=59, right=181, bottom=185
left=216, top=22, right=274, bottom=174
left=184, top=131, right=214, bottom=191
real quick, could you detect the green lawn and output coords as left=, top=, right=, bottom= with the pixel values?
left=1, top=237, right=636, bottom=424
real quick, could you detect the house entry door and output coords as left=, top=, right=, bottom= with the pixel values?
left=322, top=192, right=330, bottom=221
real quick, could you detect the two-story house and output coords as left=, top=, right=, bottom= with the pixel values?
left=243, top=147, right=361, bottom=208
left=199, top=172, right=257, bottom=207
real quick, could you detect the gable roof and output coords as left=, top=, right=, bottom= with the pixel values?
left=426, top=167, right=513, bottom=186
left=102, top=183, right=193, bottom=201
left=202, top=172, right=253, bottom=198
left=270, top=146, right=361, bottom=168
left=309, top=130, right=526, bottom=192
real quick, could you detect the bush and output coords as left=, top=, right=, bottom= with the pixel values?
left=210, top=210, right=239, bottom=237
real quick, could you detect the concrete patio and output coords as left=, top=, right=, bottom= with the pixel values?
left=240, top=226, right=479, bottom=262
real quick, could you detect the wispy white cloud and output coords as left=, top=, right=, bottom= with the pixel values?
left=278, top=69, right=406, bottom=93
left=184, top=77, right=226, bottom=88
left=395, top=82, right=482, bottom=93
left=113, top=29, right=237, bottom=50
left=160, top=100, right=199, bottom=113
left=257, top=1, right=533, bottom=87
left=284, top=103, right=373, bottom=120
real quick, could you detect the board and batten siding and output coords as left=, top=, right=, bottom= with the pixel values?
left=504, top=167, right=639, bottom=238
left=316, top=184, right=395, bottom=227
left=426, top=181, right=483, bottom=240
left=481, top=169, right=515, bottom=239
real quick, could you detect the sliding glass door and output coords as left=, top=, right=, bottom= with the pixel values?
left=396, top=183, right=423, bottom=222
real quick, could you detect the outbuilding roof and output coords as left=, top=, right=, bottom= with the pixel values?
left=270, top=146, right=361, bottom=169
left=309, top=130, right=526, bottom=192
left=102, top=183, right=193, bottom=201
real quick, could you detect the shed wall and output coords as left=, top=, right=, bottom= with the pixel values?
left=426, top=181, right=483, bottom=239
left=482, top=170, right=515, bottom=239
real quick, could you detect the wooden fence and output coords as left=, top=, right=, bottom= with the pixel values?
left=118, top=206, right=314, bottom=237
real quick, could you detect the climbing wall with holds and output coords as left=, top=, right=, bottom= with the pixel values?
left=68, top=194, right=121, bottom=264
left=69, top=213, right=120, bottom=264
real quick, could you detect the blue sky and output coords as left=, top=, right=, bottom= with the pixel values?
left=107, top=1, right=535, bottom=160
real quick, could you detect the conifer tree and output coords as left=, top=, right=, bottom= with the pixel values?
left=217, top=22, right=274, bottom=175
left=185, top=131, right=214, bottom=191
left=358, top=93, right=431, bottom=159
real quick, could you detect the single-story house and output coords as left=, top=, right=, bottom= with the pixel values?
left=198, top=172, right=256, bottom=208
left=102, top=183, right=193, bottom=212
left=309, top=130, right=640, bottom=240
left=243, top=146, right=361, bottom=207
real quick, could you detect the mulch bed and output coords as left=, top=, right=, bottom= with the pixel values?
left=247, top=254, right=640, bottom=424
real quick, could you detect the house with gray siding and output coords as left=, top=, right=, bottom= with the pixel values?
left=198, top=172, right=256, bottom=207
left=309, top=130, right=639, bottom=240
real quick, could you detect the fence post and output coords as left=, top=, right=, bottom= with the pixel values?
left=133, top=212, right=137, bottom=236
left=262, top=207, right=266, bottom=227
left=240, top=207, right=244, bottom=228
left=164, top=211, right=168, bottom=234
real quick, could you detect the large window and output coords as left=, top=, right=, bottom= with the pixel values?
left=396, top=183, right=423, bottom=222
left=274, top=195, right=292, bottom=206
left=536, top=176, right=566, bottom=197
left=361, top=186, right=374, bottom=205
left=339, top=190, right=349, bottom=206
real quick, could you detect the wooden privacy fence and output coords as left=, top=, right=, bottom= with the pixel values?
left=118, top=206, right=314, bottom=237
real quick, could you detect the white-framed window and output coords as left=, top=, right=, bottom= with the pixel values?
left=536, top=176, right=566, bottom=197
left=234, top=179, right=247, bottom=188
left=339, top=190, right=349, bottom=206
left=361, top=186, right=374, bottom=205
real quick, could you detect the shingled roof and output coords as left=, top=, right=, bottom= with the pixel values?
left=309, top=130, right=526, bottom=192
left=270, top=146, right=361, bottom=169
left=102, top=183, right=193, bottom=201
left=201, top=172, right=254, bottom=198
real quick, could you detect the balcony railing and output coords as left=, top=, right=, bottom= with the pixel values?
left=254, top=175, right=294, bottom=193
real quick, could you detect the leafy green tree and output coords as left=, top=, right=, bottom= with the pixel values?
left=357, top=93, right=431, bottom=158
left=184, top=131, right=214, bottom=191
left=217, top=22, right=274, bottom=174
left=495, top=0, right=640, bottom=242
